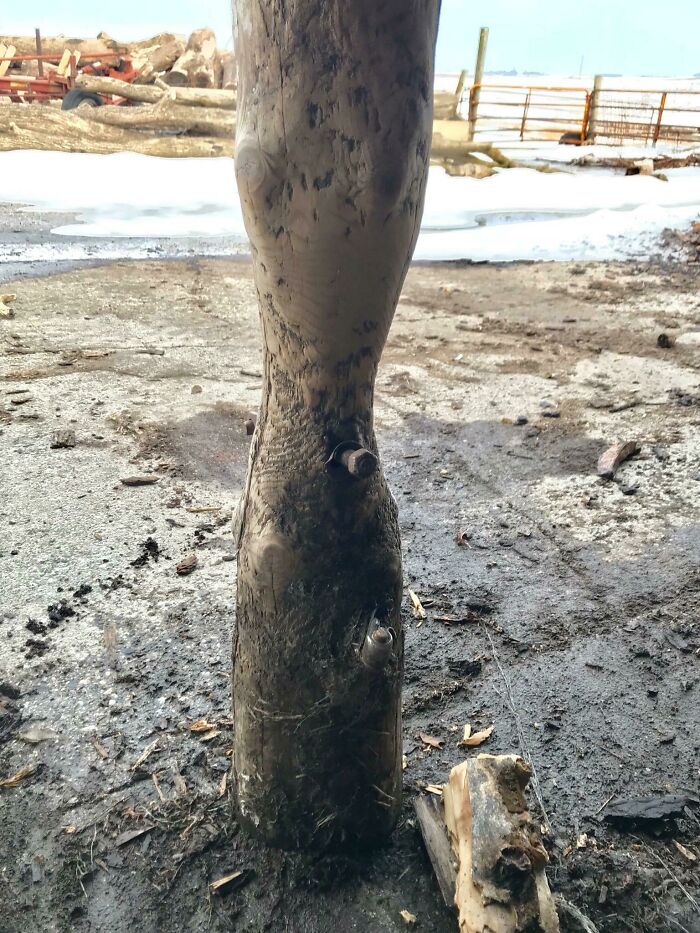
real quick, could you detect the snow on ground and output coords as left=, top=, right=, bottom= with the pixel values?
left=1, top=149, right=700, bottom=263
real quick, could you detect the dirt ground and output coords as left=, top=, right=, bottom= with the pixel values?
left=1, top=254, right=699, bottom=933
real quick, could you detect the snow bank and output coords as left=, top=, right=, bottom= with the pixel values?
left=1, top=150, right=699, bottom=263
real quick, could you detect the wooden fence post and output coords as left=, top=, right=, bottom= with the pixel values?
left=467, top=26, right=489, bottom=141
left=586, top=74, right=603, bottom=142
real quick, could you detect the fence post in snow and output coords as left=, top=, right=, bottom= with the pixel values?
left=467, top=26, right=489, bottom=141
left=586, top=74, right=604, bottom=142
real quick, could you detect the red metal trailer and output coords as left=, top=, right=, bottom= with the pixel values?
left=0, top=29, right=138, bottom=108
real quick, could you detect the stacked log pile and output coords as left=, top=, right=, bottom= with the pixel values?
left=0, top=35, right=527, bottom=170
left=0, top=29, right=235, bottom=90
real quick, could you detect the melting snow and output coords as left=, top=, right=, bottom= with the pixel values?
left=1, top=149, right=699, bottom=264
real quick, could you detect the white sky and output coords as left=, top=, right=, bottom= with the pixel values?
left=6, top=0, right=700, bottom=76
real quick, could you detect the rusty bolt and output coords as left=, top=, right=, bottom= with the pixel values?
left=338, top=447, right=378, bottom=478
left=360, top=626, right=394, bottom=670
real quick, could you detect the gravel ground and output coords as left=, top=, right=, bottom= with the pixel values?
left=0, top=250, right=699, bottom=933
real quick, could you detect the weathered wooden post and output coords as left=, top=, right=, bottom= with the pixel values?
left=232, top=0, right=440, bottom=848
left=467, top=26, right=489, bottom=141
left=586, top=74, right=604, bottom=142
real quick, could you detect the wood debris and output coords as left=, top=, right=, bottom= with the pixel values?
left=596, top=441, right=640, bottom=480
left=420, top=732, right=444, bottom=749
left=443, top=754, right=559, bottom=932
left=602, top=793, right=698, bottom=827
left=408, top=588, right=427, bottom=622
left=458, top=724, right=494, bottom=748
left=130, top=738, right=159, bottom=771
left=0, top=763, right=38, bottom=788
left=673, top=840, right=697, bottom=862
left=115, top=826, right=153, bottom=847
left=209, top=868, right=254, bottom=894
left=415, top=794, right=458, bottom=908
left=189, top=719, right=216, bottom=732
left=400, top=909, right=418, bottom=925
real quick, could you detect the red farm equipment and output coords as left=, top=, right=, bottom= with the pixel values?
left=0, top=29, right=139, bottom=109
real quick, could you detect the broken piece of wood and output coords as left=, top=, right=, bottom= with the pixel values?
left=596, top=441, right=639, bottom=480
left=415, top=794, right=457, bottom=908
left=443, top=754, right=559, bottom=933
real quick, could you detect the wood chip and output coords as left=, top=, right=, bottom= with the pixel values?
left=91, top=735, right=109, bottom=759
left=400, top=909, right=417, bottom=925
left=200, top=729, right=221, bottom=741
left=189, top=719, right=216, bottom=732
left=0, top=764, right=38, bottom=788
left=218, top=771, right=228, bottom=798
left=176, top=553, right=198, bottom=575
left=120, top=475, right=160, bottom=486
left=597, top=441, right=640, bottom=479
left=419, top=732, right=444, bottom=749
left=209, top=868, right=254, bottom=894
left=408, top=588, right=426, bottom=623
left=115, top=826, right=152, bottom=847
left=459, top=724, right=494, bottom=748
left=673, top=840, right=697, bottom=862
left=131, top=738, right=159, bottom=771
left=425, top=784, right=444, bottom=796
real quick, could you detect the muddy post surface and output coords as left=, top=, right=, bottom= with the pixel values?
left=232, top=1, right=440, bottom=847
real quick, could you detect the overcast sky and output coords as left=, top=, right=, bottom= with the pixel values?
left=8, top=0, right=700, bottom=77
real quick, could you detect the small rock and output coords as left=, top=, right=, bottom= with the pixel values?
left=191, top=385, right=203, bottom=394
left=50, top=429, right=76, bottom=450
left=657, top=333, right=676, bottom=349
left=515, top=415, right=528, bottom=426
left=176, top=554, right=198, bottom=576
left=120, top=476, right=160, bottom=487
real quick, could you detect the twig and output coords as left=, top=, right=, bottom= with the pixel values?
left=594, top=788, right=619, bottom=816
left=633, top=837, right=700, bottom=916
left=554, top=895, right=600, bottom=933
left=485, top=629, right=551, bottom=831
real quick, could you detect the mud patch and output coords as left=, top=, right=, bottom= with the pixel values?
left=137, top=402, right=252, bottom=488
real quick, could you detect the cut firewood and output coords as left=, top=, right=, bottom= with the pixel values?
left=221, top=51, right=236, bottom=90
left=596, top=441, right=639, bottom=479
left=165, top=48, right=197, bottom=87
left=166, top=28, right=221, bottom=88
left=0, top=34, right=117, bottom=58
left=443, top=755, right=559, bottom=933
left=132, top=37, right=186, bottom=84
